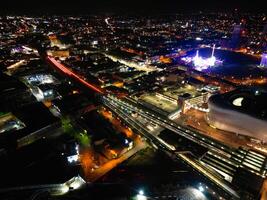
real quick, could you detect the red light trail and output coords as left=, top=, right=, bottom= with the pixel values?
left=47, top=56, right=103, bottom=94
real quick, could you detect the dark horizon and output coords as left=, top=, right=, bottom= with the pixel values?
left=1, top=0, right=266, bottom=15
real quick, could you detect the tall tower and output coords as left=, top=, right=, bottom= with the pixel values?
left=260, top=53, right=267, bottom=67
left=230, top=24, right=242, bottom=49
left=211, top=44, right=216, bottom=57
left=196, top=50, right=199, bottom=58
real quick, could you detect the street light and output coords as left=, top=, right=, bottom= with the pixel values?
left=139, top=190, right=144, bottom=195
left=136, top=190, right=147, bottom=200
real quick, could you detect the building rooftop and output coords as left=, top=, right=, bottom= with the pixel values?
left=0, top=72, right=27, bottom=94
left=209, top=87, right=267, bottom=120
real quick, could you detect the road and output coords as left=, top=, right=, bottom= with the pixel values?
left=106, top=95, right=234, bottom=154
left=84, top=137, right=147, bottom=182
left=0, top=176, right=85, bottom=197
left=47, top=56, right=149, bottom=184
left=102, top=95, right=240, bottom=199
left=46, top=55, right=260, bottom=199
left=47, top=56, right=103, bottom=94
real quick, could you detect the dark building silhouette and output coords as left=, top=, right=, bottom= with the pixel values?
left=229, top=24, right=243, bottom=49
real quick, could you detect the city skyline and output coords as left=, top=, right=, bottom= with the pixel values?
left=0, top=5, right=266, bottom=200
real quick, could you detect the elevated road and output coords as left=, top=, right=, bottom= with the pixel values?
left=47, top=56, right=104, bottom=94
left=45, top=56, right=240, bottom=199
left=102, top=95, right=240, bottom=199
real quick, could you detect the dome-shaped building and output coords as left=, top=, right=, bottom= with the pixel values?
left=206, top=87, right=267, bottom=142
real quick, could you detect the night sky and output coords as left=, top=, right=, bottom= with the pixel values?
left=1, top=0, right=266, bottom=14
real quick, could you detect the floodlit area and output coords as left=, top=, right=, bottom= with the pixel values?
left=23, top=74, right=59, bottom=86
left=178, top=187, right=208, bottom=200
left=0, top=112, right=26, bottom=134
left=140, top=93, right=178, bottom=113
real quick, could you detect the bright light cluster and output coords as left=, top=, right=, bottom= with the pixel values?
left=181, top=45, right=223, bottom=71
left=181, top=54, right=221, bottom=71
left=193, top=52, right=216, bottom=71
left=260, top=53, right=267, bottom=67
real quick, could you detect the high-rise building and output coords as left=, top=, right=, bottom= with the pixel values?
left=229, top=24, right=243, bottom=49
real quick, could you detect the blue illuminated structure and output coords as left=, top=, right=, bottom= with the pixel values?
left=260, top=53, right=267, bottom=67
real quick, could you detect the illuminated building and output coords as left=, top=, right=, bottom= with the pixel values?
left=31, top=84, right=57, bottom=101
left=178, top=90, right=210, bottom=114
left=206, top=88, right=267, bottom=142
left=47, top=49, right=70, bottom=58
left=260, top=53, right=267, bottom=67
